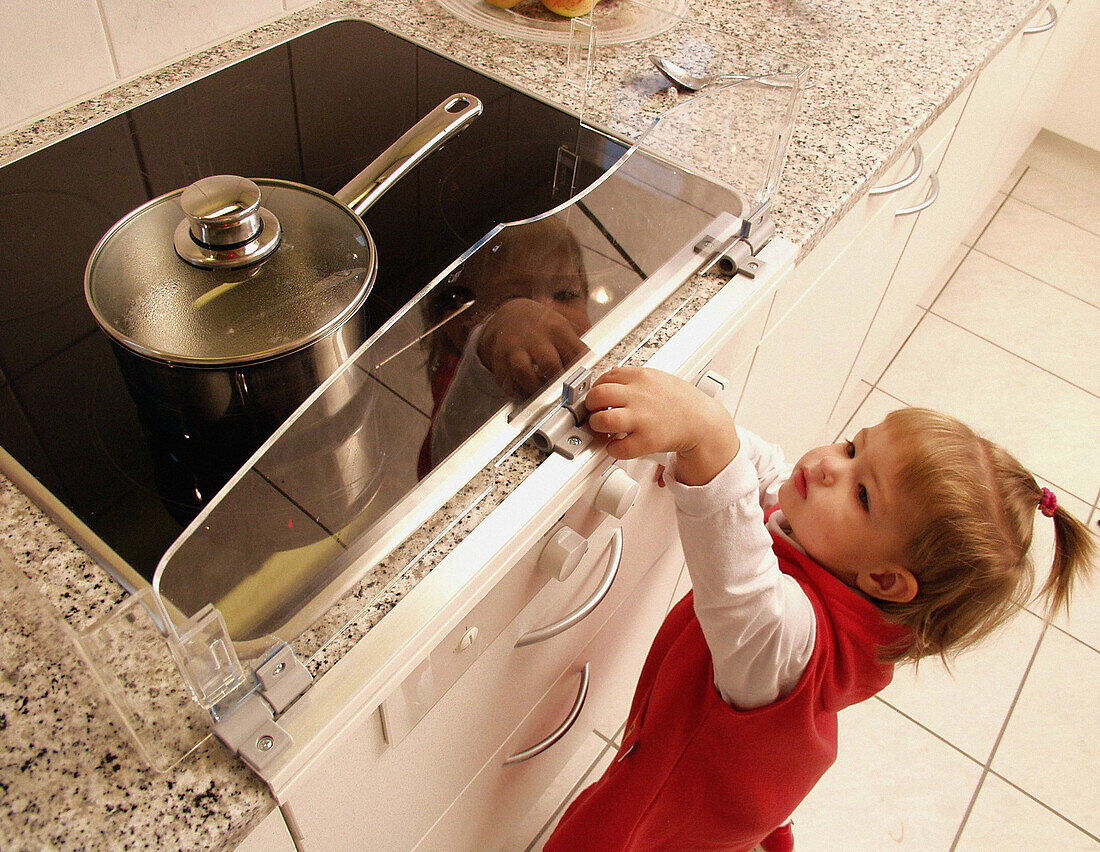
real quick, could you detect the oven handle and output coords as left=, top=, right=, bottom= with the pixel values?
left=503, top=663, right=590, bottom=765
left=515, top=529, right=623, bottom=648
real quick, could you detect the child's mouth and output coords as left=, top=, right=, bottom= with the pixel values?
left=795, top=468, right=808, bottom=499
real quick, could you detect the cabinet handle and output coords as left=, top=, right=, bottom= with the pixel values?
left=515, top=528, right=623, bottom=648
left=1023, top=4, right=1058, bottom=34
left=895, top=172, right=940, bottom=216
left=869, top=142, right=923, bottom=196
left=504, top=663, right=590, bottom=765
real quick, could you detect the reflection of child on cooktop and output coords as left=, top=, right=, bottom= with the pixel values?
left=418, top=216, right=591, bottom=476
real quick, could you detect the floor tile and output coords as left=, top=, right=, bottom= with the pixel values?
left=975, top=197, right=1100, bottom=307
left=1021, top=130, right=1100, bottom=199
left=955, top=772, right=1099, bottom=850
left=991, top=626, right=1100, bottom=836
left=793, top=698, right=983, bottom=850
left=933, top=249, right=1100, bottom=395
left=877, top=313, right=1100, bottom=503
left=1012, top=168, right=1100, bottom=235
left=879, top=607, right=1045, bottom=763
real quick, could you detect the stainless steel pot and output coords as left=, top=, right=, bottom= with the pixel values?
left=84, top=94, right=482, bottom=520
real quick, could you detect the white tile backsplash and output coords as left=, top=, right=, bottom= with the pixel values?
left=0, top=0, right=289, bottom=134
left=0, top=0, right=115, bottom=132
left=98, top=0, right=284, bottom=79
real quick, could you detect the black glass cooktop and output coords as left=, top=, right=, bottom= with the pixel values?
left=0, top=19, right=617, bottom=582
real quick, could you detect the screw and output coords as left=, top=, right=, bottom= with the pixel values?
left=568, top=436, right=583, bottom=446
left=272, top=662, right=285, bottom=676
left=257, top=735, right=275, bottom=752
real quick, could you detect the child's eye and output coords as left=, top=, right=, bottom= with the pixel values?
left=554, top=288, right=582, bottom=302
left=858, top=484, right=870, bottom=510
left=845, top=440, right=856, bottom=458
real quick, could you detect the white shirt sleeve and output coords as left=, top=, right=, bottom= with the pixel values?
left=429, top=323, right=511, bottom=467
left=664, top=428, right=816, bottom=710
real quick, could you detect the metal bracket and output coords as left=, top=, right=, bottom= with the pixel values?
left=211, top=643, right=312, bottom=774
left=694, top=201, right=775, bottom=279
left=531, top=367, right=597, bottom=459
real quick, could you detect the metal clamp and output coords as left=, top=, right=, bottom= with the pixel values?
left=211, top=643, right=312, bottom=774
left=532, top=367, right=597, bottom=459
left=694, top=201, right=775, bottom=278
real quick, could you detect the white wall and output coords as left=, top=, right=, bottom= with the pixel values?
left=1043, top=15, right=1100, bottom=151
left=0, top=0, right=315, bottom=134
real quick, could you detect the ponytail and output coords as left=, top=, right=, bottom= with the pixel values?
left=1042, top=501, right=1096, bottom=615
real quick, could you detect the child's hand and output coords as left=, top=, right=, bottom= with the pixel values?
left=585, top=367, right=740, bottom=485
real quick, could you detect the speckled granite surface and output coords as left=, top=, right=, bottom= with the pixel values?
left=0, top=0, right=1049, bottom=846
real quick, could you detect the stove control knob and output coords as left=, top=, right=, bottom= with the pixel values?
left=595, top=468, right=639, bottom=519
left=538, top=526, right=589, bottom=582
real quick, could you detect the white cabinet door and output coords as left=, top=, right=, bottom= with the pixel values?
left=734, top=85, right=965, bottom=455
left=735, top=160, right=932, bottom=455
left=1018, top=0, right=1100, bottom=150
left=233, top=807, right=297, bottom=852
left=415, top=540, right=687, bottom=852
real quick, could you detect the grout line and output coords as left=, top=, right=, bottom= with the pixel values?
left=948, top=619, right=1049, bottom=850
left=965, top=245, right=1100, bottom=311
left=1009, top=193, right=1100, bottom=240
left=922, top=310, right=1100, bottom=404
left=979, top=767, right=1100, bottom=845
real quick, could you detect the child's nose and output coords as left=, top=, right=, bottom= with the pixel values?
left=817, top=455, right=842, bottom=484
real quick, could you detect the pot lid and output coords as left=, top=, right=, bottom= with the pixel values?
left=85, top=177, right=374, bottom=366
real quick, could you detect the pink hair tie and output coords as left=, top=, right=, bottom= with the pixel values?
left=1039, top=487, right=1057, bottom=518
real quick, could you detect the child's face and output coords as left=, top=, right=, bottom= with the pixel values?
left=777, top=421, right=917, bottom=597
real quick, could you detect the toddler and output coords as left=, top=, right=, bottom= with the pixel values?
left=544, top=366, right=1094, bottom=852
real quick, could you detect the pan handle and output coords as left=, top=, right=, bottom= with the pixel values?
left=334, top=94, right=483, bottom=217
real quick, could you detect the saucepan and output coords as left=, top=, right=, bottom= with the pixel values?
left=84, top=94, right=482, bottom=521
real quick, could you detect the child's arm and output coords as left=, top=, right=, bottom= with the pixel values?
left=586, top=368, right=815, bottom=709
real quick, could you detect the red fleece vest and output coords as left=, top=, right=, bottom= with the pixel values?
left=545, top=532, right=908, bottom=852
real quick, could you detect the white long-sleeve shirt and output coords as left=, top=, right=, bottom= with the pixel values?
left=663, top=426, right=817, bottom=710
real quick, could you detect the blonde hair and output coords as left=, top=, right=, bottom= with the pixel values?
left=875, top=408, right=1095, bottom=664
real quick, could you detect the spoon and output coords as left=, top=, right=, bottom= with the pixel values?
left=648, top=55, right=809, bottom=91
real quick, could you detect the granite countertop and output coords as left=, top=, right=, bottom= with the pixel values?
left=0, top=0, right=1047, bottom=847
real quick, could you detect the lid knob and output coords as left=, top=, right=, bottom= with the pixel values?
left=174, top=175, right=281, bottom=269
left=181, top=175, right=262, bottom=246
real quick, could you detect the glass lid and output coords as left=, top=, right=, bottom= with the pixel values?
left=85, top=180, right=375, bottom=366
left=150, top=9, right=807, bottom=707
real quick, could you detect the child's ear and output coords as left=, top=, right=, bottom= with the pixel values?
left=857, top=566, right=918, bottom=603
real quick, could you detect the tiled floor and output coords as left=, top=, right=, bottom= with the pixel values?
left=525, top=130, right=1100, bottom=850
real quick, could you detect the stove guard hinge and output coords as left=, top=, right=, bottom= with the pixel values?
left=531, top=367, right=596, bottom=459
left=209, top=642, right=312, bottom=774
left=694, top=201, right=775, bottom=280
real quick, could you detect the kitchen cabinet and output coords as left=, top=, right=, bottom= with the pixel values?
left=233, top=807, right=297, bottom=852
left=1043, top=2, right=1100, bottom=150
left=278, top=461, right=681, bottom=850
left=733, top=0, right=1098, bottom=454
left=734, top=93, right=964, bottom=454
left=842, top=0, right=1096, bottom=402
